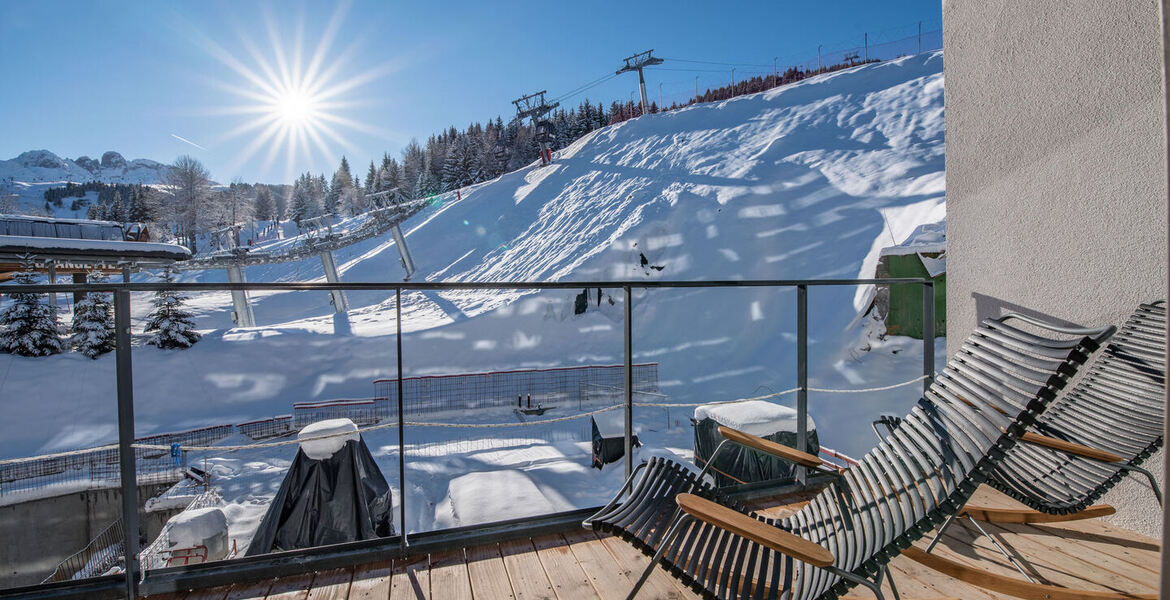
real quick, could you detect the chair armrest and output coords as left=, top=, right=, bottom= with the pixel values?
left=1018, top=431, right=1124, bottom=463
left=718, top=426, right=823, bottom=468
left=676, top=493, right=834, bottom=567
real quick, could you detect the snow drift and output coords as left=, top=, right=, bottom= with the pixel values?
left=1, top=52, right=946, bottom=493
left=0, top=51, right=952, bottom=539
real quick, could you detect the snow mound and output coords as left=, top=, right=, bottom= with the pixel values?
left=297, top=418, right=359, bottom=460
left=694, top=401, right=815, bottom=437
left=438, top=470, right=573, bottom=528
left=165, top=507, right=230, bottom=561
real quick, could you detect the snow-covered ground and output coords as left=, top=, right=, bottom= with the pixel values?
left=0, top=150, right=174, bottom=215
left=1, top=51, right=946, bottom=543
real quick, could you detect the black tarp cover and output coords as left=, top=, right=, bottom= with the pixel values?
left=693, top=417, right=819, bottom=487
left=246, top=437, right=393, bottom=555
left=591, top=416, right=639, bottom=469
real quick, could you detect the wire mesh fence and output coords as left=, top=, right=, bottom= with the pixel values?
left=237, top=415, right=293, bottom=440
left=0, top=425, right=232, bottom=497
left=292, top=399, right=384, bottom=429
left=403, top=427, right=592, bottom=458
left=373, top=363, right=659, bottom=417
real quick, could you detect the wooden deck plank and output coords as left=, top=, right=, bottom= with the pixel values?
left=594, top=531, right=702, bottom=599
left=348, top=561, right=395, bottom=600
left=561, top=529, right=636, bottom=600
left=264, top=572, right=315, bottom=600
left=930, top=519, right=1155, bottom=596
left=132, top=483, right=1163, bottom=600
left=223, top=578, right=275, bottom=600
left=184, top=586, right=231, bottom=600
left=426, top=550, right=472, bottom=600
left=143, top=592, right=189, bottom=600
left=1023, top=518, right=1162, bottom=568
left=305, top=568, right=353, bottom=600
left=389, top=557, right=428, bottom=600
left=466, top=542, right=517, bottom=599
left=884, top=555, right=1003, bottom=600
left=979, top=520, right=1161, bottom=592
left=562, top=529, right=697, bottom=600
left=532, top=534, right=599, bottom=600
left=499, top=538, right=557, bottom=600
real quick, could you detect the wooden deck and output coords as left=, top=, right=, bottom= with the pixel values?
left=145, top=486, right=1162, bottom=600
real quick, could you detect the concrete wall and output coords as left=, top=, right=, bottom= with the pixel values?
left=0, top=483, right=176, bottom=589
left=943, top=0, right=1167, bottom=538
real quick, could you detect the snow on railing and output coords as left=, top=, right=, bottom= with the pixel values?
left=42, top=518, right=125, bottom=583
left=138, top=489, right=222, bottom=573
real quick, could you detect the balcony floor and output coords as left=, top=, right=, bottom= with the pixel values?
left=145, top=486, right=1161, bottom=599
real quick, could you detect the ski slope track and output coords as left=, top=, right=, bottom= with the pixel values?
left=0, top=52, right=946, bottom=472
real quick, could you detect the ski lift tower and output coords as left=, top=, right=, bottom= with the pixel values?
left=366, top=188, right=417, bottom=280
left=616, top=50, right=663, bottom=118
left=512, top=90, right=559, bottom=166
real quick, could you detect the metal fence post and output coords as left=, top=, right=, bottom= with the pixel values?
left=922, top=281, right=935, bottom=395
left=623, top=285, right=634, bottom=483
left=114, top=289, right=139, bottom=598
left=796, top=284, right=808, bottom=484
left=395, top=288, right=408, bottom=558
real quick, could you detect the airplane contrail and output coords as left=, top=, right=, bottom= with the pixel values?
left=170, top=133, right=207, bottom=150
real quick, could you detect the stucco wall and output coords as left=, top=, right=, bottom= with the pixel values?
left=943, top=0, right=1167, bottom=538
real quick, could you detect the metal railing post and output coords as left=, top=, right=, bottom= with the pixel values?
left=796, top=284, right=808, bottom=484
left=623, top=285, right=634, bottom=482
left=114, top=289, right=139, bottom=598
left=396, top=288, right=407, bottom=558
left=922, top=281, right=935, bottom=395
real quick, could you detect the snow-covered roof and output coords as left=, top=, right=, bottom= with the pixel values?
left=0, top=214, right=121, bottom=227
left=879, top=219, right=946, bottom=257
left=0, top=235, right=191, bottom=260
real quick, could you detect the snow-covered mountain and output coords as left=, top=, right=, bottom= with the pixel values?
left=0, top=149, right=173, bottom=216
left=0, top=149, right=171, bottom=185
left=1, top=53, right=947, bottom=534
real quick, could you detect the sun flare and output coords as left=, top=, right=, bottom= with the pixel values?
left=200, top=5, right=398, bottom=180
left=274, top=88, right=316, bottom=127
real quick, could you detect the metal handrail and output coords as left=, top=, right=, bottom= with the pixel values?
left=1, top=276, right=937, bottom=597
left=0, top=277, right=928, bottom=294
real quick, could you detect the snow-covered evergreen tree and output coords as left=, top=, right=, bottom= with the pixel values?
left=144, top=268, right=201, bottom=349
left=70, top=271, right=115, bottom=359
left=0, top=255, right=63, bottom=357
left=253, top=185, right=275, bottom=222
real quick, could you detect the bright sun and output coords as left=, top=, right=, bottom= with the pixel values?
left=274, top=89, right=316, bottom=126
left=204, top=4, right=397, bottom=180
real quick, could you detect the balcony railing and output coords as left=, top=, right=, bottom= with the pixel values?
left=0, top=277, right=934, bottom=598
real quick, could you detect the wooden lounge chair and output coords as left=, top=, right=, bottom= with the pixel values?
left=893, top=302, right=1165, bottom=599
left=586, top=313, right=1112, bottom=600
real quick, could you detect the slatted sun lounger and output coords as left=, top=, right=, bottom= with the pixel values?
left=586, top=312, right=1112, bottom=599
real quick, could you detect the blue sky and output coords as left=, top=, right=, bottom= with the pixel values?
left=0, top=1, right=941, bottom=184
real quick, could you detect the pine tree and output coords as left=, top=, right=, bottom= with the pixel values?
left=144, top=267, right=201, bottom=349
left=413, top=152, right=439, bottom=199
left=254, top=185, right=275, bottom=222
left=289, top=174, right=316, bottom=226
left=70, top=272, right=115, bottom=359
left=109, top=191, right=126, bottom=223
left=128, top=186, right=152, bottom=222
left=0, top=255, right=63, bottom=357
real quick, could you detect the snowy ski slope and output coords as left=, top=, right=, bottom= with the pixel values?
left=0, top=51, right=946, bottom=474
